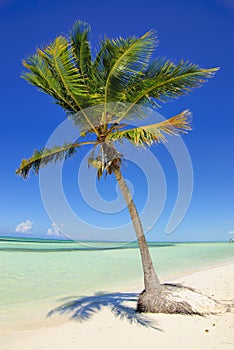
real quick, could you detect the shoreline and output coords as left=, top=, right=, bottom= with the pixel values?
left=162, top=258, right=234, bottom=283
left=1, top=259, right=233, bottom=333
left=117, top=258, right=234, bottom=293
left=1, top=261, right=234, bottom=350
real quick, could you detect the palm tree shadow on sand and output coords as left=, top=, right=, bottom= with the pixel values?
left=47, top=292, right=162, bottom=331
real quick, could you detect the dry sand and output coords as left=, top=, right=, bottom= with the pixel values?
left=1, top=262, right=234, bottom=350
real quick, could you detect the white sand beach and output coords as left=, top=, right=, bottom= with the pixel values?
left=1, top=262, right=233, bottom=350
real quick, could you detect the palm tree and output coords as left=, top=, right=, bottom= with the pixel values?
left=16, top=21, right=218, bottom=313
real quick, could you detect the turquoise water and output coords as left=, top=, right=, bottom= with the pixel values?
left=0, top=238, right=233, bottom=330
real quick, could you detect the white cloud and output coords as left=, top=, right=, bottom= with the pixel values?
left=15, top=219, right=33, bottom=234
left=47, top=223, right=63, bottom=236
left=228, top=230, right=234, bottom=235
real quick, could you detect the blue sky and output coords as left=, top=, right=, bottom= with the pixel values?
left=0, top=0, right=233, bottom=242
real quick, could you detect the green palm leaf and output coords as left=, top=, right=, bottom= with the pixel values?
left=16, top=141, right=95, bottom=179
left=116, top=60, right=219, bottom=122
left=22, top=54, right=76, bottom=114
left=109, top=110, right=191, bottom=146
left=70, top=20, right=92, bottom=85
left=23, top=37, right=101, bottom=135
left=104, top=31, right=156, bottom=103
left=101, top=31, right=157, bottom=120
left=38, top=37, right=89, bottom=105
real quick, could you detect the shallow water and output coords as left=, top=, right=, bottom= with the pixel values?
left=0, top=238, right=233, bottom=329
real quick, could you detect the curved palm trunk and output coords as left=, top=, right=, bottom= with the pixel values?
left=113, top=167, right=162, bottom=309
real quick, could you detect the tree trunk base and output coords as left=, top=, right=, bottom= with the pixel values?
left=137, top=283, right=219, bottom=315
left=137, top=289, right=196, bottom=314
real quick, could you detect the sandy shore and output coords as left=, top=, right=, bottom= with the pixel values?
left=1, top=262, right=234, bottom=350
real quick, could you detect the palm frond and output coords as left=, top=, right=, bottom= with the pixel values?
left=91, top=32, right=157, bottom=123
left=103, top=31, right=157, bottom=112
left=92, top=37, right=138, bottom=83
left=146, top=59, right=218, bottom=102
left=38, top=37, right=91, bottom=107
left=22, top=54, right=75, bottom=114
left=109, top=110, right=192, bottom=146
left=41, top=36, right=101, bottom=133
left=23, top=36, right=101, bottom=135
left=16, top=141, right=95, bottom=179
left=116, top=60, right=219, bottom=122
left=70, top=20, right=92, bottom=85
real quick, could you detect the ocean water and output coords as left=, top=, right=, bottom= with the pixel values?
left=0, top=238, right=233, bottom=330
